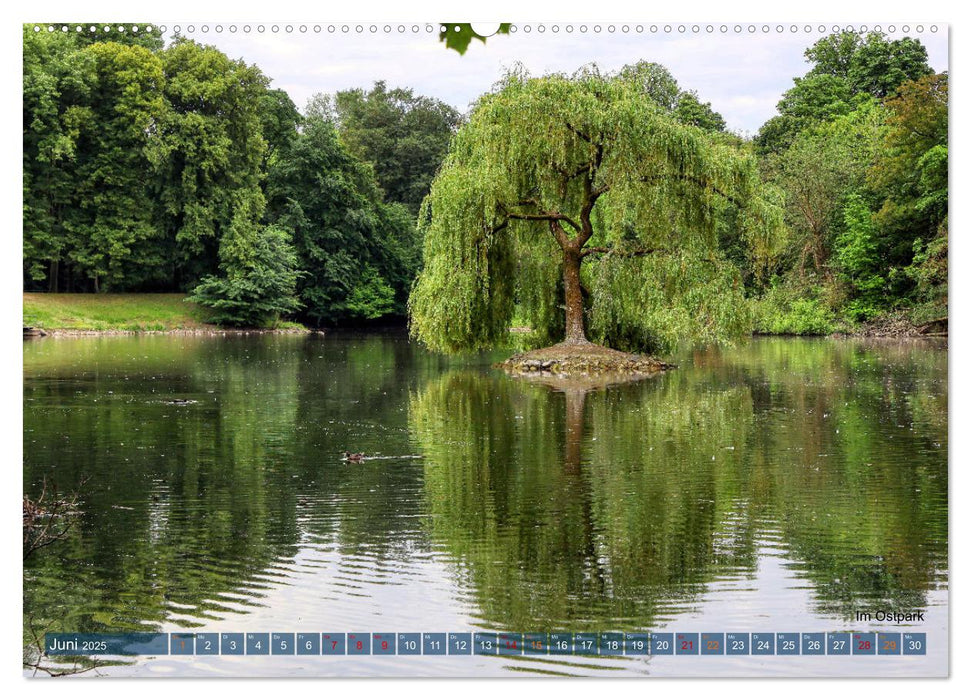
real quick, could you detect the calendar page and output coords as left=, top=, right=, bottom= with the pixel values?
left=21, top=17, right=949, bottom=680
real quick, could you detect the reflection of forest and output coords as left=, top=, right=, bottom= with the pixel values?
left=410, top=338, right=948, bottom=629
left=22, top=333, right=435, bottom=634
left=23, top=335, right=947, bottom=640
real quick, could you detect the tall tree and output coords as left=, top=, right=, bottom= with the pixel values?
left=327, top=81, right=461, bottom=212
left=847, top=33, right=932, bottom=98
left=148, top=38, right=269, bottom=288
left=409, top=66, right=783, bottom=355
left=619, top=61, right=728, bottom=132
left=756, top=31, right=932, bottom=155
left=266, top=116, right=418, bottom=324
left=769, top=102, right=883, bottom=279
left=674, top=91, right=727, bottom=132
left=68, top=41, right=164, bottom=292
left=22, top=28, right=94, bottom=291
left=615, top=61, right=681, bottom=110
left=803, top=31, right=862, bottom=78
left=870, top=73, right=948, bottom=318
left=258, top=88, right=301, bottom=170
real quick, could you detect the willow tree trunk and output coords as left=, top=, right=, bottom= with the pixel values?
left=562, top=247, right=587, bottom=343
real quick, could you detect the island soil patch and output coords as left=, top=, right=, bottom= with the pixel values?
left=496, top=340, right=674, bottom=381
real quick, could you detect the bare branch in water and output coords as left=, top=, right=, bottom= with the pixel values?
left=23, top=477, right=84, bottom=560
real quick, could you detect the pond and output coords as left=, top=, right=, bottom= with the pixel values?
left=22, top=332, right=948, bottom=677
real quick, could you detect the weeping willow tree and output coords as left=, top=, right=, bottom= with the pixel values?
left=409, top=64, right=785, bottom=356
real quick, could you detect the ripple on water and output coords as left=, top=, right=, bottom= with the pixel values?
left=22, top=334, right=948, bottom=676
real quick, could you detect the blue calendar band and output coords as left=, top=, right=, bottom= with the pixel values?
left=45, top=632, right=926, bottom=657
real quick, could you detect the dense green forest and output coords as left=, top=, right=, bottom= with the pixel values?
left=752, top=32, right=948, bottom=333
left=23, top=27, right=456, bottom=327
left=23, top=26, right=947, bottom=336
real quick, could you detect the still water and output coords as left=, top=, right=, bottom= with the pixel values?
left=23, top=332, right=948, bottom=677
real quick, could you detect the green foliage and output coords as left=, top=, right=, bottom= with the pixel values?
left=753, top=33, right=945, bottom=333
left=588, top=251, right=751, bottom=354
left=752, top=281, right=837, bottom=335
left=834, top=195, right=885, bottom=321
left=755, top=75, right=859, bottom=154
left=914, top=145, right=948, bottom=221
left=803, top=31, right=861, bottom=77
left=866, top=73, right=948, bottom=318
left=905, top=232, right=948, bottom=324
left=259, top=88, right=302, bottom=167
left=326, top=81, right=461, bottom=213
left=149, top=38, right=269, bottom=284
left=23, top=30, right=275, bottom=300
left=410, top=64, right=784, bottom=354
left=22, top=27, right=423, bottom=329
left=870, top=74, right=948, bottom=237
left=70, top=41, right=164, bottom=291
left=615, top=61, right=681, bottom=109
left=806, top=31, right=931, bottom=96
left=618, top=61, right=728, bottom=131
left=438, top=23, right=511, bottom=54
left=847, top=33, right=933, bottom=98
left=23, top=27, right=95, bottom=288
left=756, top=32, right=931, bottom=156
left=779, top=73, right=858, bottom=122
left=340, top=265, right=396, bottom=320
left=188, top=226, right=301, bottom=327
left=755, top=35, right=947, bottom=333
left=766, top=102, right=883, bottom=278
left=22, top=25, right=945, bottom=339
left=673, top=91, right=727, bottom=132
left=266, top=116, right=417, bottom=324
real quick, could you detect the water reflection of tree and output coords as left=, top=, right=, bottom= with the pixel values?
left=22, top=335, right=308, bottom=635
left=409, top=371, right=755, bottom=630
left=724, top=338, right=948, bottom=617
left=23, top=332, right=449, bottom=637
left=23, top=335, right=947, bottom=638
left=409, top=337, right=947, bottom=628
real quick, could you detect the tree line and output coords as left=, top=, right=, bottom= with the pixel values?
left=753, top=32, right=947, bottom=332
left=23, top=26, right=459, bottom=327
left=24, top=27, right=947, bottom=337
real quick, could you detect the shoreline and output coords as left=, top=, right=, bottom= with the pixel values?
left=24, top=326, right=945, bottom=341
left=24, top=326, right=314, bottom=338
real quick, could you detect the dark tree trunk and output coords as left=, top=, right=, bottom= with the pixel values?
left=544, top=149, right=601, bottom=346
left=48, top=260, right=59, bottom=293
left=562, top=247, right=587, bottom=343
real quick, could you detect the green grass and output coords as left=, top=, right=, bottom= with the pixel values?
left=23, top=293, right=211, bottom=331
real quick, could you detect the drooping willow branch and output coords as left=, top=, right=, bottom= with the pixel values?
left=581, top=246, right=672, bottom=259
left=638, top=172, right=744, bottom=208
left=408, top=66, right=784, bottom=354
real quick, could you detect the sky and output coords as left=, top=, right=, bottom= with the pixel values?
left=157, top=22, right=949, bottom=135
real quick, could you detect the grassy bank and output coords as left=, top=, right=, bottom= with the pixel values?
left=23, top=293, right=213, bottom=332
